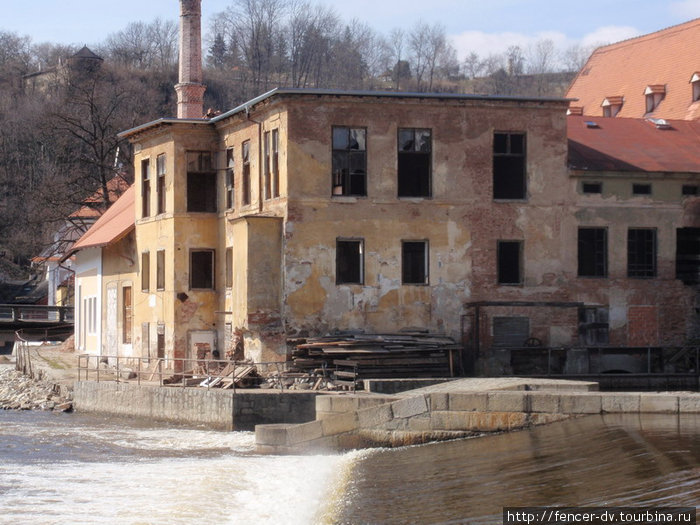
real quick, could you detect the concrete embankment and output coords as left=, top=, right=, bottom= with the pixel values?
left=255, top=378, right=700, bottom=454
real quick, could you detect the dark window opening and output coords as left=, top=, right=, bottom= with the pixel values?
left=242, top=141, right=251, bottom=206
left=682, top=185, right=698, bottom=196
left=122, top=286, right=132, bottom=344
left=578, top=228, right=607, bottom=277
left=156, top=250, right=165, bottom=290
left=402, top=241, right=428, bottom=285
left=398, top=128, right=431, bottom=197
left=225, top=247, right=232, bottom=288
left=497, top=240, right=522, bottom=285
left=186, top=152, right=216, bottom=212
left=190, top=250, right=214, bottom=289
left=582, top=182, right=602, bottom=194
left=628, top=228, right=656, bottom=278
left=272, top=129, right=279, bottom=198
left=332, top=126, right=366, bottom=196
left=493, top=132, right=526, bottom=200
left=336, top=239, right=364, bottom=284
left=579, top=307, right=609, bottom=345
left=493, top=317, right=529, bottom=347
left=141, top=252, right=150, bottom=292
left=676, top=227, right=700, bottom=285
left=264, top=131, right=271, bottom=200
left=225, top=148, right=234, bottom=209
left=141, top=159, right=151, bottom=218
left=156, top=154, right=166, bottom=214
left=632, top=183, right=652, bottom=196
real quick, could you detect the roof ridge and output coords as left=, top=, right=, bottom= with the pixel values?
left=592, top=17, right=700, bottom=55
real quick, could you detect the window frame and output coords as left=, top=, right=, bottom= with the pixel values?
left=141, top=158, right=151, bottom=218
left=264, top=131, right=271, bottom=200
left=397, top=127, right=432, bottom=198
left=578, top=227, right=608, bottom=278
left=582, top=182, right=602, bottom=194
left=497, top=240, right=523, bottom=285
left=141, top=252, right=150, bottom=292
left=401, top=240, right=429, bottom=285
left=332, top=126, right=367, bottom=197
left=272, top=129, right=280, bottom=198
left=493, top=131, right=527, bottom=200
left=225, top=247, right=233, bottom=289
left=242, top=141, right=251, bottom=206
left=190, top=249, right=215, bottom=290
left=186, top=151, right=217, bottom=213
left=156, top=154, right=166, bottom=214
left=122, top=286, right=132, bottom=344
left=156, top=249, right=165, bottom=291
left=336, top=238, right=364, bottom=285
left=627, top=228, right=657, bottom=278
left=632, top=183, right=652, bottom=196
left=225, top=147, right=234, bottom=210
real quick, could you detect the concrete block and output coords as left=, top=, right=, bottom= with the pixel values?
left=559, top=393, right=602, bottom=414
left=391, top=395, right=429, bottom=419
left=357, top=396, right=394, bottom=410
left=321, top=412, right=358, bottom=436
left=406, top=415, right=432, bottom=431
left=255, top=423, right=293, bottom=446
left=358, top=404, right=393, bottom=429
left=639, top=394, right=678, bottom=414
left=602, top=393, right=640, bottom=413
left=678, top=394, right=700, bottom=413
left=429, top=393, right=448, bottom=411
left=487, top=391, right=527, bottom=412
left=529, top=393, right=560, bottom=413
left=286, top=420, right=324, bottom=444
left=529, top=413, right=570, bottom=426
left=330, top=395, right=359, bottom=413
left=472, top=412, right=527, bottom=432
left=449, top=392, right=488, bottom=412
left=430, top=410, right=475, bottom=431
left=315, top=395, right=333, bottom=413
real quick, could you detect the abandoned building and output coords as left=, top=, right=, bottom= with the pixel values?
left=69, top=1, right=700, bottom=376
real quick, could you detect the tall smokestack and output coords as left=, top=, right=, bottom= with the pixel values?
left=175, top=0, right=206, bottom=119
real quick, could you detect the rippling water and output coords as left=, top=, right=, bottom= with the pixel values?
left=0, top=411, right=698, bottom=524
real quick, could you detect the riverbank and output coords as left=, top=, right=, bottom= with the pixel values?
left=0, top=365, right=73, bottom=411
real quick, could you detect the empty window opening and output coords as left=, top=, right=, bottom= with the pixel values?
left=225, top=147, right=234, bottom=209
left=141, top=159, right=151, bottom=218
left=186, top=151, right=216, bottom=212
left=582, top=182, right=602, bottom=194
left=141, top=252, right=150, bottom=292
left=156, top=250, right=165, bottom=290
left=190, top=250, right=215, bottom=289
left=682, top=185, right=698, bottom=196
left=156, top=154, right=166, bottom=214
left=628, top=228, right=656, bottom=278
left=493, top=132, right=526, bottom=200
left=497, top=240, right=522, bottom=285
left=332, top=127, right=366, bottom=196
left=225, top=247, right=233, bottom=288
left=578, top=227, right=607, bottom=277
left=676, top=227, right=700, bottom=285
left=632, top=183, right=652, bottom=196
left=579, top=307, right=609, bottom=345
left=398, top=128, right=431, bottom=197
left=402, top=240, right=428, bottom=285
left=242, top=141, right=251, bottom=206
left=336, top=239, right=364, bottom=284
left=122, top=286, right=132, bottom=344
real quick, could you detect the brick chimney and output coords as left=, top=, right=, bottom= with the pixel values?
left=175, top=0, right=206, bottom=119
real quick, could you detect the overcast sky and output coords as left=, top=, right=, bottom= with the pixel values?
left=3, top=0, right=700, bottom=60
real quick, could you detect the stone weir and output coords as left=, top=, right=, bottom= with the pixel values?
left=255, top=378, right=700, bottom=454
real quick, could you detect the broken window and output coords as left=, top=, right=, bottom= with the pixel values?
left=582, top=182, right=602, bottom=194
left=242, top=141, right=251, bottom=206
left=264, top=131, right=271, bottom=200
left=676, top=227, right=700, bottom=285
left=272, top=129, right=280, bottom=198
left=398, top=128, right=431, bottom=197
left=402, top=240, right=428, bottom=285
left=156, top=250, right=165, bottom=290
left=579, top=307, right=609, bottom=345
left=141, top=159, right=151, bottom=218
left=186, top=151, right=216, bottom=212
left=332, top=126, right=366, bottom=196
left=493, top=132, right=526, bottom=200
left=632, top=183, right=652, bottom=196
left=190, top=250, right=214, bottom=289
left=627, top=228, right=656, bottom=278
left=497, top=240, right=522, bottom=285
left=336, top=239, right=364, bottom=284
left=225, top=147, right=234, bottom=209
left=225, top=247, right=232, bottom=288
left=578, top=228, right=607, bottom=277
left=123, top=286, right=132, bottom=344
left=156, top=154, right=166, bottom=214
left=141, top=252, right=150, bottom=292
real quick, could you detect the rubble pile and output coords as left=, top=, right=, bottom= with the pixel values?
left=0, top=367, right=72, bottom=411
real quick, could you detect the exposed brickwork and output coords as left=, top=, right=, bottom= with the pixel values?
left=628, top=306, right=658, bottom=346
left=176, top=0, right=205, bottom=118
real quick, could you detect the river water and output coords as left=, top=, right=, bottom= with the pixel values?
left=0, top=411, right=698, bottom=524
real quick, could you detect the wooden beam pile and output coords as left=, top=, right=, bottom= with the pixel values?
left=292, top=332, right=462, bottom=387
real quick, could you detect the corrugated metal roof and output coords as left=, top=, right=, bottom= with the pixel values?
left=70, top=185, right=135, bottom=253
left=568, top=115, right=700, bottom=173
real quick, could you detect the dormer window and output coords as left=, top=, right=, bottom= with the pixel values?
left=644, top=85, right=665, bottom=113
left=567, top=106, right=584, bottom=116
left=691, top=72, right=700, bottom=102
left=601, top=96, right=623, bottom=117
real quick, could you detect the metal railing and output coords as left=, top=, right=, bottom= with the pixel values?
left=0, top=304, right=74, bottom=323
left=77, top=354, right=292, bottom=391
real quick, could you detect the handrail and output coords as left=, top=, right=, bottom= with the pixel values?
left=0, top=304, right=74, bottom=323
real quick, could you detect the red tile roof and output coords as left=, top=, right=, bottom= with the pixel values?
left=566, top=18, right=700, bottom=120
left=71, top=185, right=135, bottom=252
left=69, top=175, right=131, bottom=219
left=568, top=116, right=700, bottom=173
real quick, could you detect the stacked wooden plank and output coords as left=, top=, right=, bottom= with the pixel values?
left=292, top=332, right=462, bottom=387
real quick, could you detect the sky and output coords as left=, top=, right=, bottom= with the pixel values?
left=3, top=0, right=700, bottom=61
